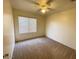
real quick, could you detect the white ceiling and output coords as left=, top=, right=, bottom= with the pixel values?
left=10, top=0, right=76, bottom=15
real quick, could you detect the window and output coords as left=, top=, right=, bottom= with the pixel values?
left=18, top=16, right=37, bottom=33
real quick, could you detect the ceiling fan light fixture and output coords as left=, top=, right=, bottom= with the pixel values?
left=41, top=9, right=46, bottom=13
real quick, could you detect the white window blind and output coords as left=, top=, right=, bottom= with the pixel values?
left=18, top=16, right=37, bottom=34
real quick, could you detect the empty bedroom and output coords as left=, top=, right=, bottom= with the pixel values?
left=3, top=0, right=76, bottom=59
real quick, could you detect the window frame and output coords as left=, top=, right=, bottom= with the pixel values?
left=18, top=16, right=37, bottom=34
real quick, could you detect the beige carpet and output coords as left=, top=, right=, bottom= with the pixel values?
left=12, top=37, right=76, bottom=59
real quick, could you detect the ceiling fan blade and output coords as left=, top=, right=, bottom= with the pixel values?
left=48, top=8, right=54, bottom=11
left=47, top=0, right=53, bottom=5
left=71, top=0, right=76, bottom=1
left=26, top=0, right=39, bottom=5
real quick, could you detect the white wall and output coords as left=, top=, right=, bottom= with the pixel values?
left=46, top=8, right=76, bottom=49
left=3, top=0, right=15, bottom=59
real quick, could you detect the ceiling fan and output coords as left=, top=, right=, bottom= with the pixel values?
left=26, top=0, right=75, bottom=14
left=26, top=0, right=54, bottom=14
